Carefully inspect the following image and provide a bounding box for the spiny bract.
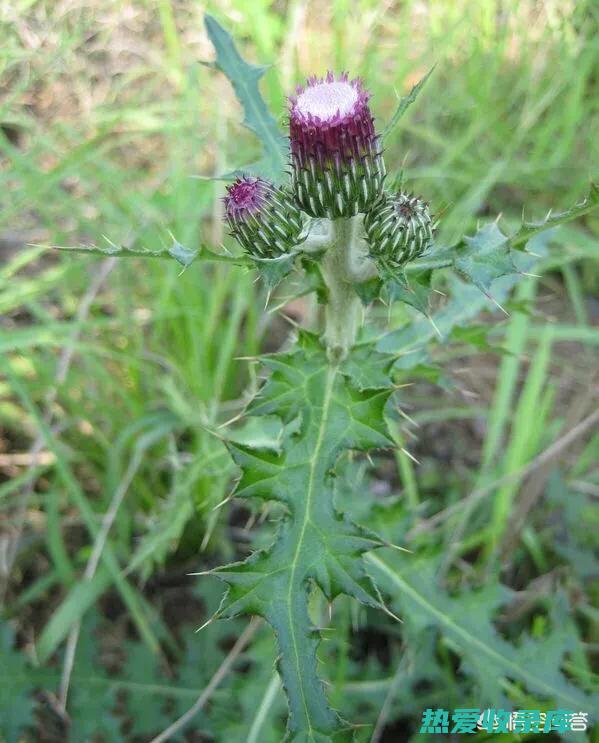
[223,176,305,258]
[364,190,436,271]
[289,72,386,218]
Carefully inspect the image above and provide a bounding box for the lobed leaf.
[204,14,289,182]
[211,331,397,739]
[0,624,37,743]
[49,239,250,269]
[382,66,436,142]
[452,222,518,295]
[509,182,599,250]
[368,554,595,711]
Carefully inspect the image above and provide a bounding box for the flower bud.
[289,72,385,218]
[364,191,435,270]
[224,176,305,258]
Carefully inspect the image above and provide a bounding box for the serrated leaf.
[253,253,296,289]
[509,182,599,250]
[210,331,395,739]
[204,14,289,182]
[383,270,432,317]
[353,276,382,306]
[0,623,37,743]
[453,223,518,295]
[450,324,508,354]
[121,642,169,737]
[368,554,593,711]
[51,240,249,268]
[68,615,121,742]
[383,66,435,141]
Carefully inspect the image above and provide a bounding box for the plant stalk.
[320,217,374,361]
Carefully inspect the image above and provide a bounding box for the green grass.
[1,0,598,740]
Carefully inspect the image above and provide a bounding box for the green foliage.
[3,3,598,742]
[0,624,37,743]
[50,236,249,269]
[452,223,517,295]
[369,555,592,710]
[382,66,436,141]
[204,14,289,182]
[211,331,395,739]
[509,183,599,250]
[68,616,121,743]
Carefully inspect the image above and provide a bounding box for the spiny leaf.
[353,276,382,306]
[253,253,297,289]
[368,554,594,711]
[378,275,495,357]
[383,270,432,318]
[204,14,289,182]
[509,182,599,250]
[121,642,169,737]
[49,239,250,268]
[68,615,121,742]
[0,623,37,743]
[453,223,518,295]
[382,66,435,141]
[211,331,396,739]
[450,324,508,355]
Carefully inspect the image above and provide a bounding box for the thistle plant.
[57,15,599,743]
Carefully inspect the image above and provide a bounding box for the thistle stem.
[320,217,374,361]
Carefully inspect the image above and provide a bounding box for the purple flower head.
[223,176,305,259]
[224,176,273,224]
[288,72,385,218]
[289,72,375,167]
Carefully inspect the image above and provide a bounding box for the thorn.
[381,604,403,624]
[396,407,419,427]
[328,602,333,622]
[520,271,542,279]
[426,314,442,338]
[279,312,300,327]
[264,288,272,311]
[384,541,413,554]
[187,569,213,576]
[233,355,260,361]
[218,410,245,429]
[526,250,543,258]
[494,212,503,224]
[432,288,446,296]
[212,491,235,511]
[195,614,218,633]
[400,447,421,465]
[392,382,414,390]
[484,291,509,316]
[366,452,375,467]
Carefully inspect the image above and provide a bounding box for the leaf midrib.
[208,16,285,174]
[367,554,585,709]
[286,364,337,736]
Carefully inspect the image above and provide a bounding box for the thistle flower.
[364,191,435,271]
[223,176,305,258]
[289,72,385,218]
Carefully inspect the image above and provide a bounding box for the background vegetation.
[1,0,597,740]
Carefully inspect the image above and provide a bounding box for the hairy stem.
[320,218,374,361]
